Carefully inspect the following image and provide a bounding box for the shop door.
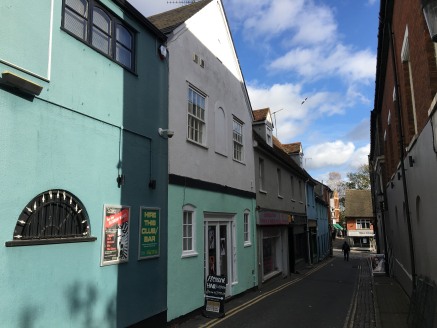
[205,222,231,295]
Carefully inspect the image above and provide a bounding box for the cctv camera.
[166,130,174,138]
[158,128,174,139]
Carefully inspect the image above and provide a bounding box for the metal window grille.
[13,190,90,240]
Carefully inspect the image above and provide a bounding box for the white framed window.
[233,118,244,161]
[243,210,251,246]
[187,87,206,144]
[356,219,371,229]
[277,168,282,197]
[182,204,198,257]
[259,158,265,191]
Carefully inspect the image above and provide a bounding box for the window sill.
[259,189,267,194]
[278,195,283,199]
[181,251,198,258]
[187,138,208,150]
[233,158,246,165]
[244,242,252,247]
[5,236,97,247]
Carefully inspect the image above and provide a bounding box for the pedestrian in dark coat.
[342,241,350,261]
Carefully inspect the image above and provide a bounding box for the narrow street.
[177,239,374,328]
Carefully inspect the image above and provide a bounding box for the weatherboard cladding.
[147,0,213,34]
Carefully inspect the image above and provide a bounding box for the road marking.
[201,258,335,328]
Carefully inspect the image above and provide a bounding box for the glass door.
[205,222,231,295]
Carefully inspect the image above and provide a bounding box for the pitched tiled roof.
[253,108,269,122]
[282,142,301,155]
[148,0,212,34]
[344,189,373,218]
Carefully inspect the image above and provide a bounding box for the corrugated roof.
[344,189,373,218]
[148,0,212,34]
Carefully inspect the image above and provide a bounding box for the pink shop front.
[257,210,290,283]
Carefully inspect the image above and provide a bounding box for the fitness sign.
[203,274,227,318]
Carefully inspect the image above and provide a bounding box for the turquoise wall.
[167,184,257,321]
[0,0,168,326]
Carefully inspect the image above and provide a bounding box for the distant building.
[344,190,374,250]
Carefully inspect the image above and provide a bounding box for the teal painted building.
[0,0,169,326]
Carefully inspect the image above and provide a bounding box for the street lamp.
[422,0,437,42]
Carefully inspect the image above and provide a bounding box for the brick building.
[370,0,437,303]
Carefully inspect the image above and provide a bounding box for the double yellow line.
[201,258,335,327]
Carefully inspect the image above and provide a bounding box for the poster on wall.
[101,205,130,266]
[138,207,160,260]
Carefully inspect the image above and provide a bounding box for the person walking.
[342,240,350,261]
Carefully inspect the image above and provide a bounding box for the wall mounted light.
[1,71,43,96]
[422,0,437,42]
[158,128,174,139]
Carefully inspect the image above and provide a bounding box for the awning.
[333,223,344,230]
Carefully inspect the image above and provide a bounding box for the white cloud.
[304,141,355,169]
[349,144,370,168]
[269,44,376,84]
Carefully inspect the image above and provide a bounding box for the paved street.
[174,240,377,328]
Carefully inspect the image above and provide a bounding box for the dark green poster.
[139,207,160,259]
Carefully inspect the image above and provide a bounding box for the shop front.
[348,230,375,250]
[288,215,307,273]
[257,210,289,283]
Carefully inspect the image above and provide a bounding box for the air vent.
[193,53,199,63]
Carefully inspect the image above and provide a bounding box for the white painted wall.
[166,0,255,193]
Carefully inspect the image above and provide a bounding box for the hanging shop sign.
[202,275,227,318]
[139,207,160,260]
[101,205,130,266]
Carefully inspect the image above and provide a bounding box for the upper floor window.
[290,176,294,200]
[356,219,371,229]
[277,168,282,197]
[299,180,303,201]
[62,0,134,70]
[233,118,244,161]
[6,189,96,246]
[259,158,265,191]
[187,86,206,145]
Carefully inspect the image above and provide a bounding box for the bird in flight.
[301,97,308,105]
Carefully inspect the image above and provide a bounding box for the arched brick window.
[6,190,96,246]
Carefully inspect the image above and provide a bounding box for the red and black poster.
[101,205,130,266]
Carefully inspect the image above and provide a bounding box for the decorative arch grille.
[13,190,91,241]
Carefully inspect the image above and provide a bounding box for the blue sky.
[130,0,380,182]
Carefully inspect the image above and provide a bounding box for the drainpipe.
[388,23,416,290]
[305,179,312,266]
